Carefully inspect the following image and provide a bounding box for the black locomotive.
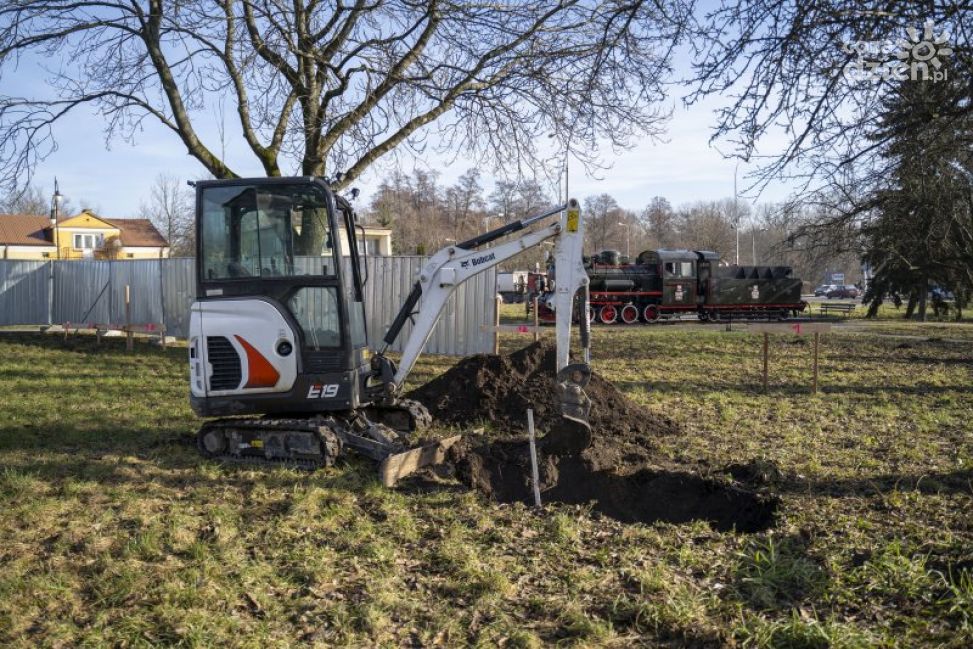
[538,249,806,324]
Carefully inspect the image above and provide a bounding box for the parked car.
[814,284,837,297]
[826,285,860,299]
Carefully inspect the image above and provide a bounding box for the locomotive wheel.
[598,304,618,324]
[643,304,660,322]
[620,304,639,324]
[588,306,596,323]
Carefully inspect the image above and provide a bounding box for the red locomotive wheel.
[642,304,660,322]
[620,304,639,324]
[598,304,618,324]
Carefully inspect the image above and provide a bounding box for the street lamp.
[733,163,740,265]
[616,221,630,258]
[752,227,768,265]
[51,178,64,259]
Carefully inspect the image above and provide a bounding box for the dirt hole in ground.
[409,342,778,533]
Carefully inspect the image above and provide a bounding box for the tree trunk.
[917,276,928,322]
[866,297,881,318]
[904,292,917,319]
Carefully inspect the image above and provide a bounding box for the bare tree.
[688,2,972,192]
[139,173,194,256]
[0,0,689,252]
[584,193,625,252]
[0,183,49,214]
[640,196,675,248]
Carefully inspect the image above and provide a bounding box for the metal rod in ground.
[526,408,542,508]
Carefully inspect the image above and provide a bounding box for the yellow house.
[349,225,393,256]
[0,209,170,260]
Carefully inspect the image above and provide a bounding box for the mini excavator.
[188,177,592,485]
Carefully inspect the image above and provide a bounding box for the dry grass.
[0,324,971,647]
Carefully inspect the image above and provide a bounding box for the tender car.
[826,285,860,299]
[814,284,837,297]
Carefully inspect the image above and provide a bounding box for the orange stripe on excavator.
[234,335,281,389]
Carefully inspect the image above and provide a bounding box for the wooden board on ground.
[379,435,463,488]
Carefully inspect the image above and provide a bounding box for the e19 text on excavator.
[187,177,592,486]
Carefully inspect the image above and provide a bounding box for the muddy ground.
[409,342,778,532]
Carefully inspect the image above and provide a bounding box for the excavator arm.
[370,199,593,453]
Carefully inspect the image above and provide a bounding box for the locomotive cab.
[649,249,699,307]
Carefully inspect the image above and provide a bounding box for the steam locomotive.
[537,249,806,324]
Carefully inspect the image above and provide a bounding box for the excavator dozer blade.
[379,435,463,488]
[546,363,593,455]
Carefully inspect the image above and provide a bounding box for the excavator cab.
[189,177,371,417]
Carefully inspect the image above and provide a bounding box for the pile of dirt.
[410,342,778,532]
[409,341,676,467]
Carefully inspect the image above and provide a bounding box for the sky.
[2,25,801,219]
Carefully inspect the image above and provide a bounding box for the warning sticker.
[566,208,580,232]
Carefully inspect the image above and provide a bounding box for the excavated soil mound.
[409,341,676,464]
[411,342,778,532]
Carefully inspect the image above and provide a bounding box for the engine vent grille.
[207,336,242,391]
[305,350,341,373]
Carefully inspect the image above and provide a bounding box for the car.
[826,285,860,299]
[814,284,837,297]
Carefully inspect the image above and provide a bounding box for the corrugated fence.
[0,257,494,356]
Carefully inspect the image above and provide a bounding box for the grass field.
[1,323,971,647]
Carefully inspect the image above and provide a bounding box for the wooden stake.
[532,297,539,343]
[493,295,501,354]
[125,285,133,352]
[762,332,769,391]
[813,331,819,394]
[527,408,542,508]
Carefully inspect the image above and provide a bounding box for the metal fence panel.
[53,260,111,326]
[0,260,50,325]
[53,259,164,328]
[362,256,494,356]
[0,256,494,356]
[162,258,195,338]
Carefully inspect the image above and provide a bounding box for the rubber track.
[196,417,343,470]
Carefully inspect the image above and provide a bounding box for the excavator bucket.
[378,435,463,487]
[546,364,593,455]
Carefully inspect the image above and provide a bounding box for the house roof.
[107,218,169,247]
[0,214,52,246]
[0,213,169,248]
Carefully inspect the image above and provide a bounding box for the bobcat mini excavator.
[188,176,592,486]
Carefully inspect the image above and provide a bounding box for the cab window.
[664,261,695,277]
[200,183,337,280]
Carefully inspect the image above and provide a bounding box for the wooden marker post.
[125,285,133,352]
[813,332,819,394]
[762,332,769,391]
[526,408,542,508]
[745,322,832,393]
[493,295,502,354]
[532,297,540,343]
